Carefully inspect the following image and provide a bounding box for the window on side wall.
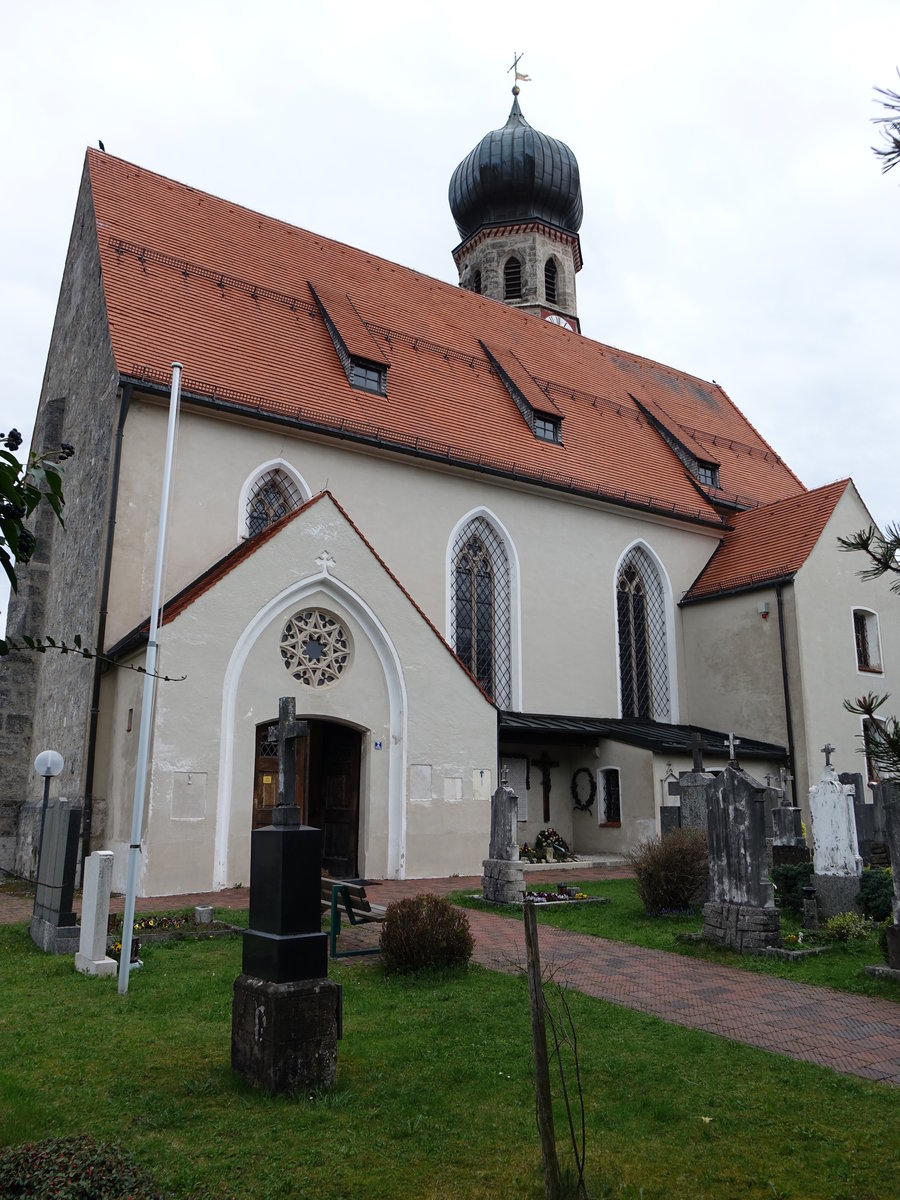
[853,609,882,673]
[598,768,621,825]
[245,468,305,538]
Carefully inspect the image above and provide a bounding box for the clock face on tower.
[544,312,574,331]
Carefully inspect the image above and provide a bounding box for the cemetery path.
[3,866,899,1086]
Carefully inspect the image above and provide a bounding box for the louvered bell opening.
[544,258,558,304]
[504,257,522,300]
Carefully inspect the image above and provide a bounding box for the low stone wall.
[702,901,781,953]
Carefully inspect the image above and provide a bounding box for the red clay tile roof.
[86,149,804,526]
[682,479,851,602]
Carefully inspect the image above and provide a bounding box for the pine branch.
[0,633,186,682]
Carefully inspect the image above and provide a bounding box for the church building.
[2,93,896,896]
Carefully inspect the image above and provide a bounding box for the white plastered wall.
[98,493,496,896]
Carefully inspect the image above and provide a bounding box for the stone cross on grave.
[724,732,741,767]
[691,732,704,772]
[821,743,836,769]
[532,752,559,823]
[275,696,308,826]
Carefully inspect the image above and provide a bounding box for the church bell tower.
[449,86,583,331]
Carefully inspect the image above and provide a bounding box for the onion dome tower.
[449,89,583,330]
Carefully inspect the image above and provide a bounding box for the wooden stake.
[524,902,561,1200]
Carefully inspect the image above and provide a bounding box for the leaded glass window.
[450,516,512,707]
[246,469,305,538]
[616,546,670,721]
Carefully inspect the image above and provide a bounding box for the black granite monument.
[30,798,82,954]
[231,696,342,1094]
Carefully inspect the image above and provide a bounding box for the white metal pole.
[118,362,183,995]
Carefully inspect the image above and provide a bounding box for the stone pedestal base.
[811,873,862,920]
[482,859,524,904]
[886,924,900,971]
[30,915,80,954]
[802,898,819,931]
[75,950,117,977]
[232,974,342,1095]
[702,902,781,953]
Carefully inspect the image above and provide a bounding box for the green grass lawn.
[1,919,897,1199]
[454,880,900,1000]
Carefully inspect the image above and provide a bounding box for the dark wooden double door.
[252,718,361,878]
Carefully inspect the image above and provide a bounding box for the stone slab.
[701,901,781,953]
[811,873,862,920]
[30,914,81,954]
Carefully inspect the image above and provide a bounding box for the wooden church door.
[307,721,361,879]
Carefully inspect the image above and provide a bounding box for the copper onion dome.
[449,96,583,242]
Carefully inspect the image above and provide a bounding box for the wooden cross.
[274,696,308,827]
[691,732,704,772]
[821,742,836,768]
[724,732,741,765]
[532,752,559,823]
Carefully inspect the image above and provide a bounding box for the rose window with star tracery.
[280,609,352,688]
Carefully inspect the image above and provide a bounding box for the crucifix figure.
[724,732,741,767]
[275,696,308,827]
[821,742,836,768]
[532,752,559,823]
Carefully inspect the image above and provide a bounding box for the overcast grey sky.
[2,0,899,629]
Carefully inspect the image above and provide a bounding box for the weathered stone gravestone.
[840,771,875,864]
[674,734,714,833]
[482,773,524,904]
[659,804,682,837]
[809,745,862,918]
[232,697,342,1095]
[881,786,900,970]
[30,798,82,954]
[702,765,781,952]
[868,780,892,867]
[75,850,117,977]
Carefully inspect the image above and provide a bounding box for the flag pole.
[118,362,183,995]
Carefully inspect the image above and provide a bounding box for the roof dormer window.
[696,462,720,488]
[533,414,561,443]
[349,359,387,394]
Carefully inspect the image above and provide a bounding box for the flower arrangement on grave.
[534,827,576,862]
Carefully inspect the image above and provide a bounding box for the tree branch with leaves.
[873,71,900,175]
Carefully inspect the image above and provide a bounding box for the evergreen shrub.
[856,867,894,923]
[770,861,814,915]
[379,893,474,974]
[821,911,873,943]
[626,828,708,915]
[0,1134,162,1199]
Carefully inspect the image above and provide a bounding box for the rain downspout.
[775,581,797,806]
[80,381,131,882]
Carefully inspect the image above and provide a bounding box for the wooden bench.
[321,878,388,959]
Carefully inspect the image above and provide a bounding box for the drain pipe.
[80,382,132,882]
[775,582,798,807]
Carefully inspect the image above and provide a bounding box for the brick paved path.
[3,867,899,1086]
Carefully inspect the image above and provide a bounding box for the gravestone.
[882,787,900,969]
[659,805,682,837]
[841,771,874,864]
[702,766,781,952]
[809,746,862,918]
[232,697,342,1094]
[30,799,82,954]
[75,851,117,977]
[868,781,892,867]
[482,774,524,904]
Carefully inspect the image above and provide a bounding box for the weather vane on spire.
[508,51,531,96]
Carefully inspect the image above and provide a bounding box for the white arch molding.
[236,459,312,541]
[212,568,408,888]
[445,506,523,711]
[612,539,679,724]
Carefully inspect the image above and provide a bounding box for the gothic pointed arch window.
[504,256,523,300]
[450,516,512,706]
[616,545,671,721]
[245,467,306,538]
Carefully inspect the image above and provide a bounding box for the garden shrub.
[770,861,814,916]
[822,910,873,943]
[856,867,894,923]
[379,893,474,974]
[626,828,708,915]
[0,1134,162,1199]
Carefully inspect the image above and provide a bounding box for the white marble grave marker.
[75,851,117,977]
